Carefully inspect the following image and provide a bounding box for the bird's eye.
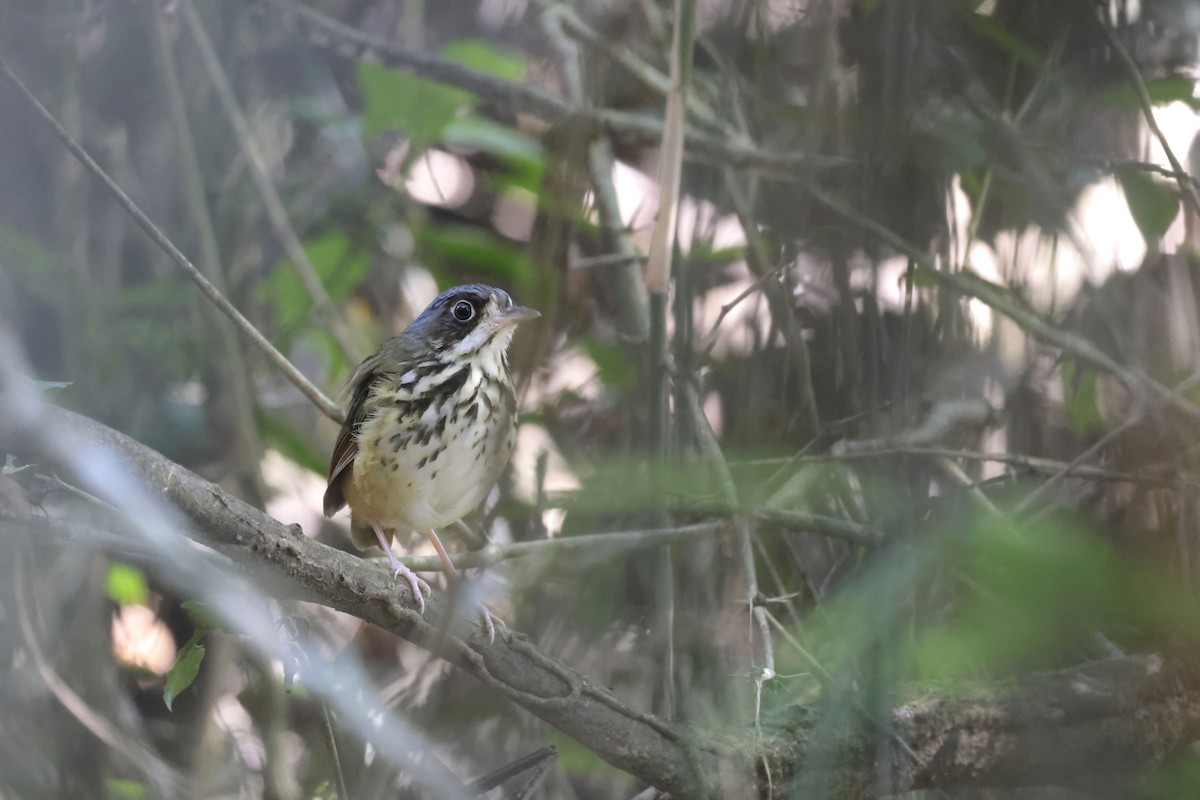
[451,300,475,322]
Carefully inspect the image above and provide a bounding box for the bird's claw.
[394,566,432,615]
[383,551,431,614]
[480,605,507,645]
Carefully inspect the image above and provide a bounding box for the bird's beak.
[499,305,541,325]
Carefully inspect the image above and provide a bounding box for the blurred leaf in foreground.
[1117,166,1180,247]
[164,603,215,711]
[106,562,149,607]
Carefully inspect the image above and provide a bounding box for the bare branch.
[0,405,713,797]
[832,400,996,456]
[643,0,692,295]
[586,140,651,341]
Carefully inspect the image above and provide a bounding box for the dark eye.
[451,300,475,322]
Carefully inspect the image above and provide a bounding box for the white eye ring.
[452,300,475,322]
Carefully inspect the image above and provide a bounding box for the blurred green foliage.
[1061,360,1105,435]
[358,63,473,144]
[105,562,149,607]
[1117,166,1180,248]
[105,779,147,800]
[163,602,216,711]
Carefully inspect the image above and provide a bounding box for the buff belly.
[343,383,514,547]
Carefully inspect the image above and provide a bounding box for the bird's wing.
[323,348,389,517]
[323,335,422,517]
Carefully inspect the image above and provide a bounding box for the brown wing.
[323,353,385,517]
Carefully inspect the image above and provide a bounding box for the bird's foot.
[479,605,507,645]
[384,549,432,614]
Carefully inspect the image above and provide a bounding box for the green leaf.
[34,380,71,393]
[163,638,206,711]
[909,265,938,289]
[106,779,147,800]
[301,231,371,301]
[442,39,526,81]
[581,338,637,388]
[1061,360,1105,435]
[261,231,370,335]
[419,224,532,280]
[1092,75,1200,111]
[1117,167,1180,247]
[180,600,219,632]
[106,563,149,606]
[357,62,473,142]
[443,117,544,188]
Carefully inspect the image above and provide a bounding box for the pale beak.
[499,305,541,325]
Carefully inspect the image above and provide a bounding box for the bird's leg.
[425,529,504,644]
[373,522,430,614]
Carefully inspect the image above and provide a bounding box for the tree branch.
[5,408,1200,797]
[0,405,713,797]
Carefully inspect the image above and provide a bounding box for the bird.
[323,284,539,640]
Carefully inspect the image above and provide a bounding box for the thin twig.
[832,399,995,456]
[586,139,651,340]
[1012,408,1144,520]
[387,522,728,572]
[644,0,692,295]
[537,3,584,107]
[679,379,776,712]
[534,0,721,127]
[568,251,647,271]
[0,56,345,423]
[1099,21,1200,220]
[727,176,821,440]
[743,447,1192,491]
[320,702,349,800]
[700,260,791,358]
[181,1,358,365]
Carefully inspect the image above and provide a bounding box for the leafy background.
[4,0,1200,797]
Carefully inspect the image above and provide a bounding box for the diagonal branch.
[181,1,359,364]
[0,56,345,423]
[0,405,714,797]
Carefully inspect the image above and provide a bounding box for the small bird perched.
[323,284,539,638]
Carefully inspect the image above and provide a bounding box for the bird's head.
[409,284,539,364]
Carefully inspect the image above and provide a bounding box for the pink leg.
[425,530,504,644]
[374,523,430,614]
